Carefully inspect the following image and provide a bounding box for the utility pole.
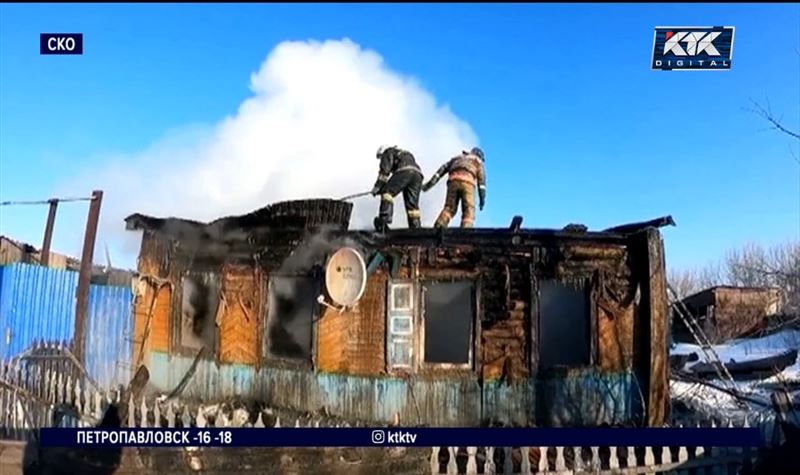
[40,200,58,266]
[73,190,103,365]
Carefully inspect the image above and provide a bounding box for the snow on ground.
[670,329,800,423]
[672,330,800,368]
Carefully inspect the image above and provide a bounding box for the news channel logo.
[40,33,83,55]
[651,26,734,71]
[371,430,385,444]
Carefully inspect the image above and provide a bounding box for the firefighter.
[371,145,424,231]
[422,147,486,228]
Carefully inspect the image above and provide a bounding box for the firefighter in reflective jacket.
[371,145,424,231]
[422,147,486,228]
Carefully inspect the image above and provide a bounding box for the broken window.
[180,273,220,351]
[422,281,474,366]
[386,282,414,369]
[538,279,591,367]
[265,276,318,361]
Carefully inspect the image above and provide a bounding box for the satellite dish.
[325,247,367,307]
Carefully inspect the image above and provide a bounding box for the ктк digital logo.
[651,27,734,71]
[40,33,83,55]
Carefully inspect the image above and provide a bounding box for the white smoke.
[67,38,478,268]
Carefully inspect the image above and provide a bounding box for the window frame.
[261,274,320,369]
[172,270,221,358]
[418,279,478,371]
[533,275,597,372]
[386,280,415,372]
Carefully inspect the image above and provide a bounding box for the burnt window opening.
[180,274,220,351]
[387,281,414,369]
[422,281,474,366]
[265,276,318,362]
[538,279,591,368]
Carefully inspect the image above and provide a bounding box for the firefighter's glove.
[422,175,438,192]
[479,189,486,211]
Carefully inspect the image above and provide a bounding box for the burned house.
[673,286,783,344]
[125,200,671,428]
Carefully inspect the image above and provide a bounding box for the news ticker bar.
[40,427,762,448]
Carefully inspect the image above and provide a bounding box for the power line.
[0,197,95,207]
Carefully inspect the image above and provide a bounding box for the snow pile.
[670,329,800,422]
[672,329,800,374]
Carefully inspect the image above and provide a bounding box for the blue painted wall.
[147,350,638,427]
[0,263,133,389]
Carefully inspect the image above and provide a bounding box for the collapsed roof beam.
[603,215,676,234]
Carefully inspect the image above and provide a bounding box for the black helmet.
[376,145,394,158]
[470,147,485,161]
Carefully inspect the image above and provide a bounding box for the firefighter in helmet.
[371,145,424,231]
[422,147,486,228]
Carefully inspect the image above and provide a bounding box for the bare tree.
[745,96,800,240]
[746,98,800,142]
[668,268,701,299]
[670,241,800,314]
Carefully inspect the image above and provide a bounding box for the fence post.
[466,447,478,474]
[430,447,440,474]
[555,446,566,472]
[139,397,148,428]
[503,447,513,474]
[520,447,531,474]
[444,446,456,474]
[181,406,192,428]
[538,447,549,472]
[485,447,496,475]
[644,447,656,475]
[166,402,175,428]
[154,400,162,428]
[609,446,620,469]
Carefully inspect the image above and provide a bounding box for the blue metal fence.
[0,263,133,389]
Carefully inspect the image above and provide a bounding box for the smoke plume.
[66,38,478,268]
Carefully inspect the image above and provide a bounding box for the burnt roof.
[126,199,352,233]
[125,199,674,253]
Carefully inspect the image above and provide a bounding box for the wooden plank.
[629,228,669,427]
[218,265,260,365]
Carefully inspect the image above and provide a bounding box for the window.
[387,282,414,369]
[265,276,318,361]
[422,281,474,366]
[180,274,220,350]
[538,279,591,367]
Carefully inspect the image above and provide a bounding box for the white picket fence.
[0,354,766,474]
[429,436,755,474]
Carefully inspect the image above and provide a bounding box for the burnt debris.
[603,215,675,234]
[180,274,220,349]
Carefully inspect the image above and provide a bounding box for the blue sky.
[1,3,799,271]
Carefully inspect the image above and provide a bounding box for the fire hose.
[339,191,374,201]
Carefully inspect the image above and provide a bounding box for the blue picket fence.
[0,263,134,389]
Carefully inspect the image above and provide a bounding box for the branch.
[746,98,800,140]
[728,260,800,281]
[789,144,800,165]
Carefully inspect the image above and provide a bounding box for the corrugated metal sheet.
[0,263,78,356]
[85,284,133,389]
[0,263,134,389]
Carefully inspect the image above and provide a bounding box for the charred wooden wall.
[131,226,668,428]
